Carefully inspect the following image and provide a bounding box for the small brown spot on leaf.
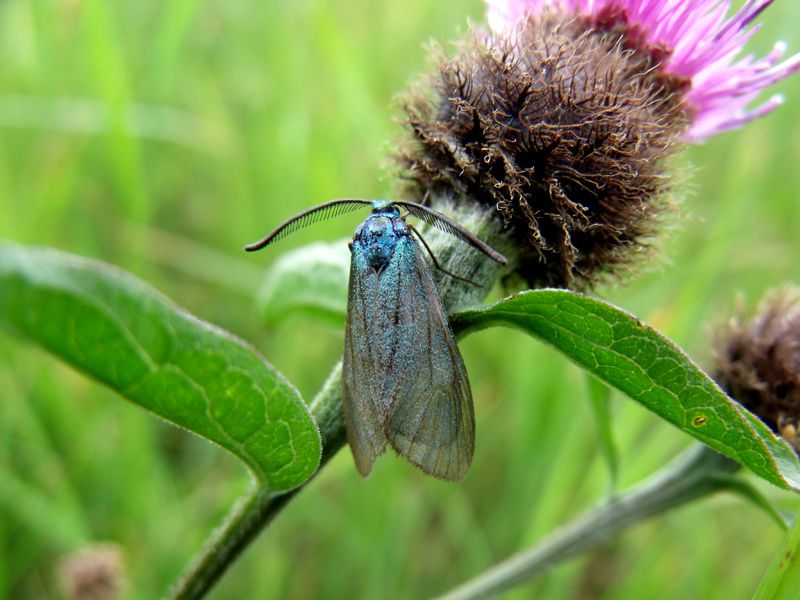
[780,549,793,569]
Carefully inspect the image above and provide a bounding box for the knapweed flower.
[488,0,800,141]
[396,0,800,288]
[714,288,800,454]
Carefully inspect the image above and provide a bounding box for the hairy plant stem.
[169,366,347,599]
[168,194,509,599]
[435,444,742,600]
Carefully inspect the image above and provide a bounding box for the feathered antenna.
[396,201,508,265]
[245,199,373,251]
[247,198,508,267]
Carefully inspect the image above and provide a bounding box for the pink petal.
[484,0,800,141]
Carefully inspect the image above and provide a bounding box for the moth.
[246,199,506,480]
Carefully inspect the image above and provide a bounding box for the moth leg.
[408,224,480,287]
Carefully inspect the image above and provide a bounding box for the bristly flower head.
[714,289,800,454]
[489,0,800,141]
[396,0,800,288]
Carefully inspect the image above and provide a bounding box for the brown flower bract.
[396,13,687,288]
[715,290,800,453]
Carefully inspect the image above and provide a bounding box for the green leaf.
[257,240,350,326]
[754,512,800,600]
[0,243,321,491]
[585,375,619,491]
[453,290,800,492]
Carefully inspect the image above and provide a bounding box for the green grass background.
[2,0,800,598]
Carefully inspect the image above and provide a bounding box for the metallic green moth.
[246,199,506,480]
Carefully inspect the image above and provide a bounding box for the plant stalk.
[435,444,741,600]
[169,365,347,599]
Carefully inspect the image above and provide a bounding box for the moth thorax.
[356,215,409,271]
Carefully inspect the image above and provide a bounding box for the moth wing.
[383,238,475,481]
[342,246,388,476]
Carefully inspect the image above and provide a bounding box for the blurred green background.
[2,0,800,598]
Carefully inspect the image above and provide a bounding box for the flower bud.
[714,289,800,453]
[58,543,125,600]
